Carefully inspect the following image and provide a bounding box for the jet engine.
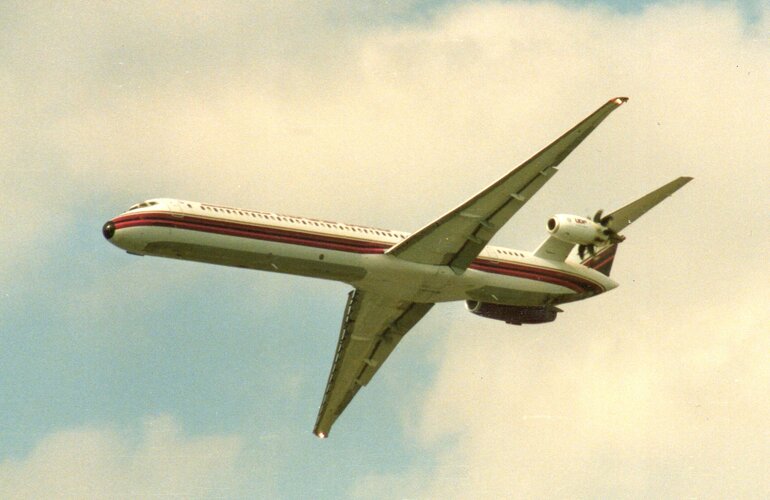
[547,210,624,259]
[547,214,607,245]
[466,301,562,325]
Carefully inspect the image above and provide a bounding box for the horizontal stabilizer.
[607,176,693,233]
[577,176,693,273]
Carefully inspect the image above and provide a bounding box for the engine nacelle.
[466,301,562,325]
[546,214,608,246]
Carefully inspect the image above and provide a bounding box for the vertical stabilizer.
[581,243,619,276]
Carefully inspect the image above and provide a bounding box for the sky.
[1,0,768,498]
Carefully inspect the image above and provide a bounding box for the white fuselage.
[104,198,617,307]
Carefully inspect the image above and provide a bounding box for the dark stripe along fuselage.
[112,211,605,295]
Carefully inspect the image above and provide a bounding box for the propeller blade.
[600,214,613,226]
[578,245,586,260]
[593,209,604,223]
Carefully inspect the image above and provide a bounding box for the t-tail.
[581,176,693,276]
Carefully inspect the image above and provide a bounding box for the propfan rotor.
[577,209,623,260]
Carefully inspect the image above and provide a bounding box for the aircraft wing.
[313,289,433,437]
[387,97,629,273]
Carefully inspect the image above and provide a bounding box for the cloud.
[0,415,242,499]
[401,295,770,497]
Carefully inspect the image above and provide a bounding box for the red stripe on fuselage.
[113,212,603,293]
[114,212,389,254]
[469,261,600,294]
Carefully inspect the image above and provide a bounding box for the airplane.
[102,97,692,438]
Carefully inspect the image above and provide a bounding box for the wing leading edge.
[387,97,629,273]
[314,290,433,437]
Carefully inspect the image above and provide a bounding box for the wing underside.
[313,290,433,437]
[387,97,629,273]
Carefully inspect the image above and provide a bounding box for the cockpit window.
[127,201,158,211]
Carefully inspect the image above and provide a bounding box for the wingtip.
[611,96,630,105]
[314,427,328,439]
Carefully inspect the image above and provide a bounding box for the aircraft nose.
[102,221,116,240]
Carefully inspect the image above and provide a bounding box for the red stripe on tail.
[582,244,618,277]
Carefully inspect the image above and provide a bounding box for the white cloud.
[0,415,242,499]
[401,294,769,497]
